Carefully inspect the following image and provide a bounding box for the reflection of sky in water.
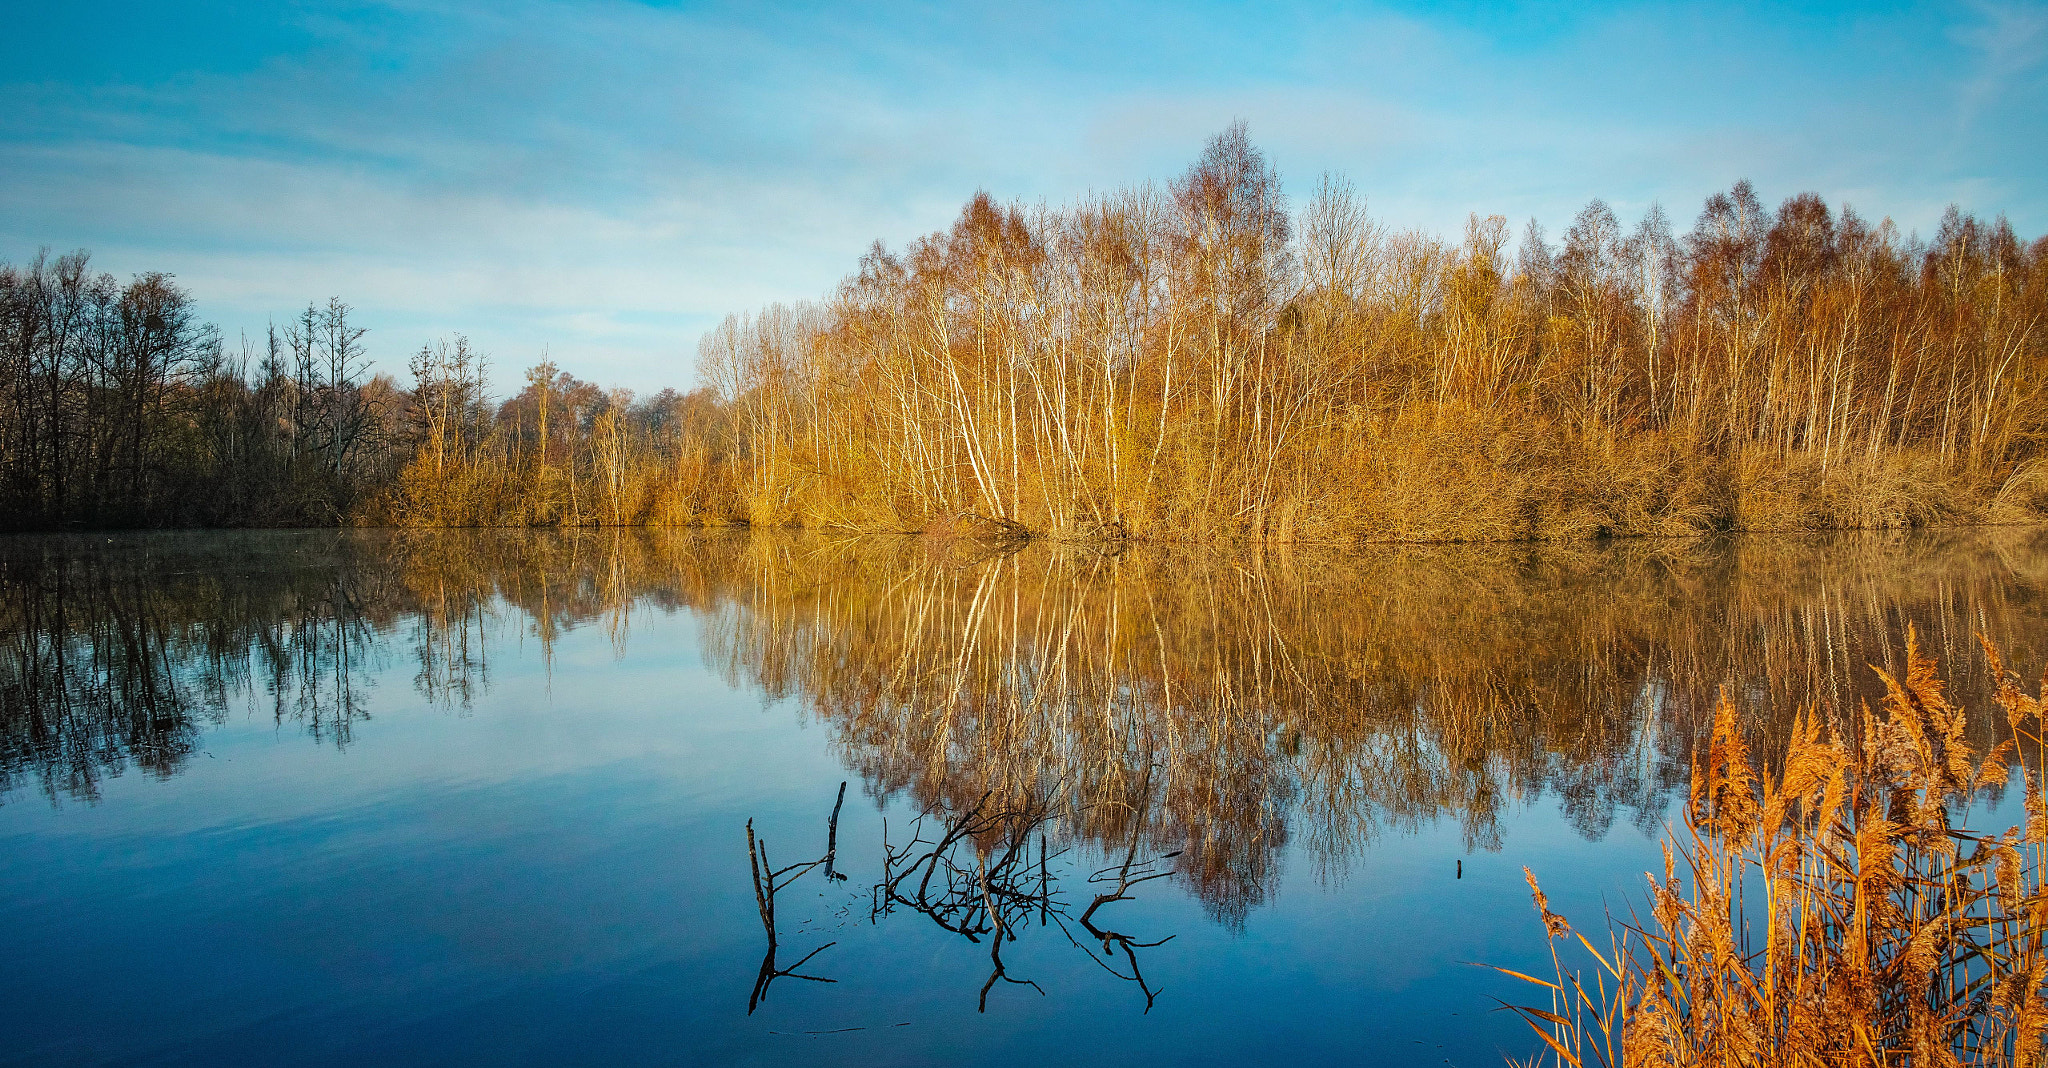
[1,530,2043,1066]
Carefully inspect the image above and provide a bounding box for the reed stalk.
[1508,629,2048,1066]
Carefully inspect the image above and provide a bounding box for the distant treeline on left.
[0,249,737,531]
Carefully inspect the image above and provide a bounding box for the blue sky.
[3,0,2044,392]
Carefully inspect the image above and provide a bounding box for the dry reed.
[1507,628,2048,1066]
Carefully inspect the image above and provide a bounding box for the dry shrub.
[389,452,512,527]
[1343,402,1542,542]
[1508,628,2048,1067]
[1993,462,2048,527]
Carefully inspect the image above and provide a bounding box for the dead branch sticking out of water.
[868,773,1180,1012]
[744,781,848,1014]
[1072,781,1181,1012]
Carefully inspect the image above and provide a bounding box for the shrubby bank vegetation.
[5,126,2045,539]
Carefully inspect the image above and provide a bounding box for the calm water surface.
[3,530,2045,1066]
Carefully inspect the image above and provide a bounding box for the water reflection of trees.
[694,531,2048,923]
[1,532,511,802]
[1,534,399,802]
[4,529,2045,925]
[0,529,690,803]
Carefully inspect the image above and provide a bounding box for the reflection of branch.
[744,783,848,1014]
[745,777,1179,1017]
[1069,785,1179,1012]
[872,777,1178,1012]
[976,852,1044,1011]
[872,791,1058,1010]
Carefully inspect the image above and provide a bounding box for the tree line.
[0,250,400,527]
[0,251,727,531]
[698,123,2048,540]
[5,124,2044,538]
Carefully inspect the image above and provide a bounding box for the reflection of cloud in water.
[4,528,2046,925]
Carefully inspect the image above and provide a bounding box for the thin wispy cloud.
[1953,0,2048,134]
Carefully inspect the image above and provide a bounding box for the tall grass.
[1508,629,2048,1066]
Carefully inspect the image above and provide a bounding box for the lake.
[3,529,2045,1066]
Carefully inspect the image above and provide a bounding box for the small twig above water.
[745,782,849,1014]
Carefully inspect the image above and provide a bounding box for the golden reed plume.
[1508,629,2048,1066]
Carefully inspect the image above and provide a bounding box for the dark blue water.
[2,529,2043,1066]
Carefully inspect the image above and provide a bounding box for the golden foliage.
[677,135,2048,543]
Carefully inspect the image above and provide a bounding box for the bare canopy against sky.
[3,0,2043,393]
